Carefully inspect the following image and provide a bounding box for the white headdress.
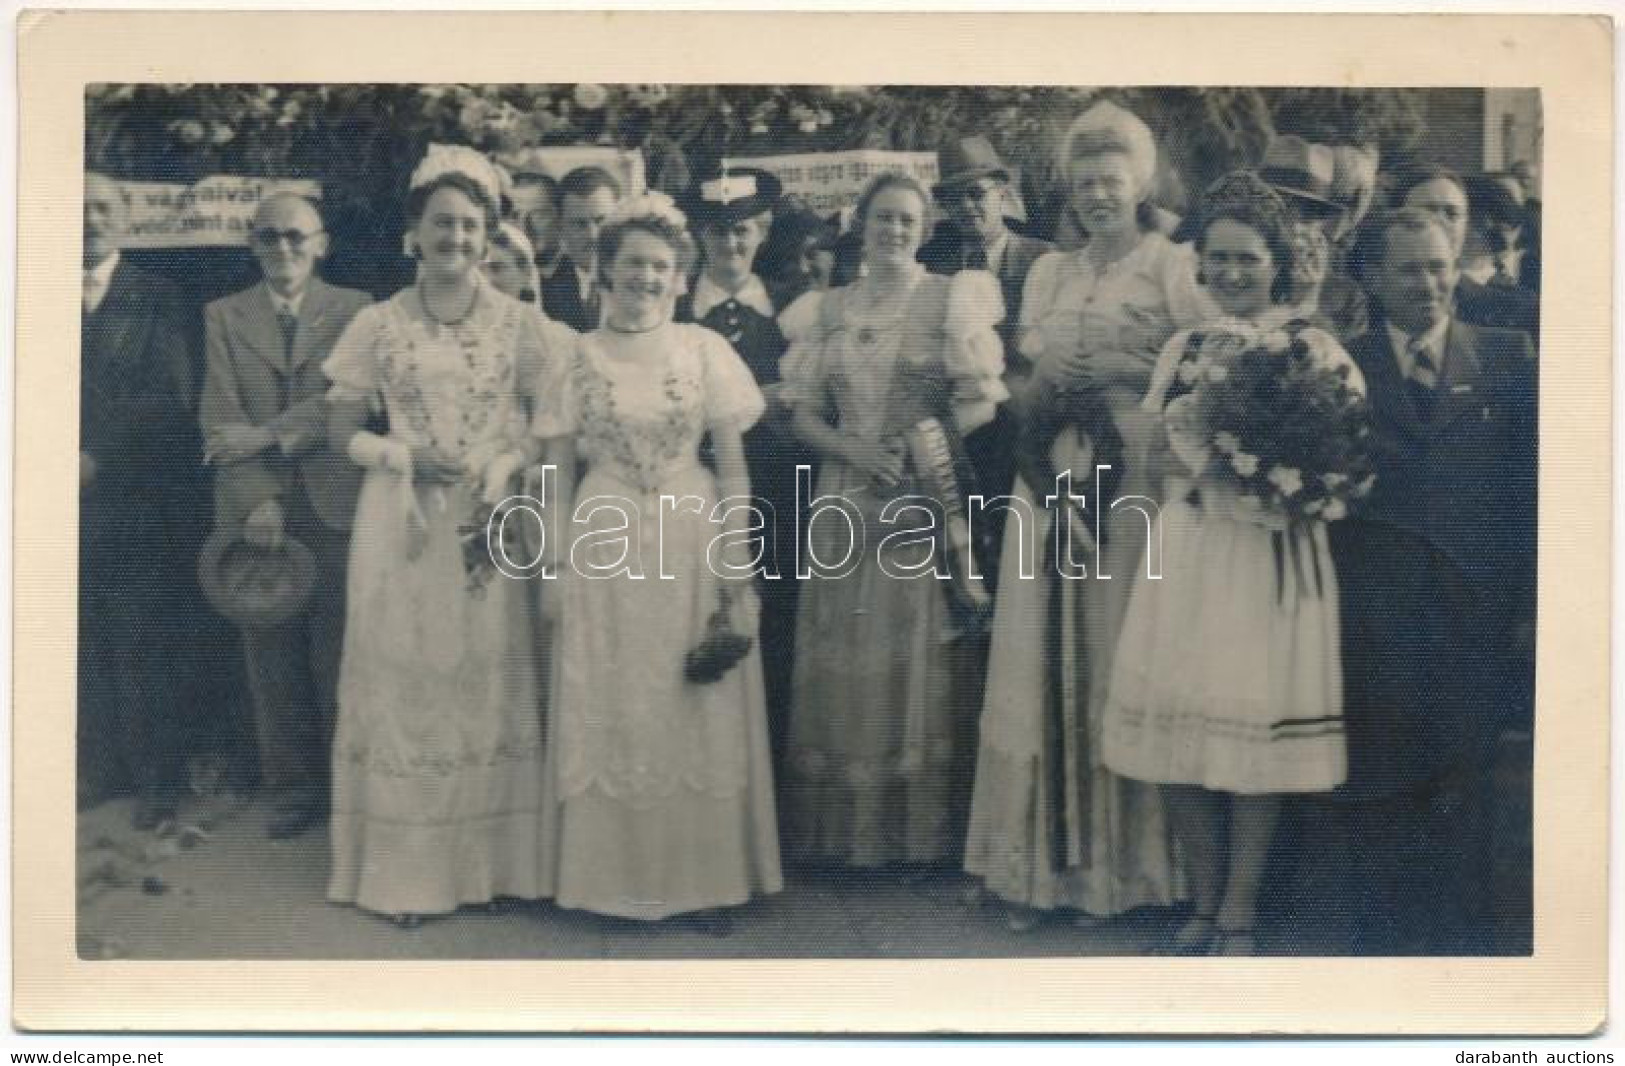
[1057,99,1158,200]
[606,188,688,233]
[410,143,504,208]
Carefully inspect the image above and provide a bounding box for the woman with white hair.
[963,99,1213,933]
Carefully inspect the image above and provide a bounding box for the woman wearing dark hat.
[1462,172,1538,293]
[1386,162,1538,338]
[758,202,840,305]
[676,166,807,775]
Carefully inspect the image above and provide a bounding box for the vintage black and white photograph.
[67,74,1545,966]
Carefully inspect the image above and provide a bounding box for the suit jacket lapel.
[1429,318,1485,433]
[89,259,147,323]
[84,261,145,368]
[237,283,289,375]
[291,278,333,371]
[1359,324,1426,444]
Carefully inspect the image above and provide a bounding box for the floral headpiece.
[606,189,688,233]
[410,143,503,208]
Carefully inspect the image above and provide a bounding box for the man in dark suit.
[539,166,622,332]
[1326,207,1536,955]
[918,135,1052,576]
[1390,163,1538,342]
[200,193,372,838]
[80,173,200,829]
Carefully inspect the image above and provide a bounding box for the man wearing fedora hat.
[676,166,806,773]
[919,135,1053,577]
[1257,133,1370,343]
[921,136,1052,336]
[200,192,372,838]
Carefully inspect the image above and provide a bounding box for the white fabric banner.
[724,149,940,223]
[118,176,324,249]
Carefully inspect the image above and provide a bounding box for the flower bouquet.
[457,498,530,599]
[684,584,754,685]
[1172,327,1375,524]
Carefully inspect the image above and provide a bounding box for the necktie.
[83,269,105,316]
[583,278,601,329]
[277,309,298,362]
[963,239,988,271]
[1492,252,1518,287]
[1408,338,1438,418]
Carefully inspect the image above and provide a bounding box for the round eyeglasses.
[250,228,324,250]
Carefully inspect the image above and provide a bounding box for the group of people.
[79,95,1536,955]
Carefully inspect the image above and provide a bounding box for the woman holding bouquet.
[963,99,1209,931]
[780,172,1007,872]
[533,193,782,934]
[1102,172,1368,956]
[323,147,568,925]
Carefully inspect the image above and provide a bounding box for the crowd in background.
[78,92,1537,954]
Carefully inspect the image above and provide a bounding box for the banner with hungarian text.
[117,176,324,249]
[724,149,940,223]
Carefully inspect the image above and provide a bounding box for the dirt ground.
[76,736,1529,961]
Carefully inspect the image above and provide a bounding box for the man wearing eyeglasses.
[919,136,1053,581]
[200,192,372,838]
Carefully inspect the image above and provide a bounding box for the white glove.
[480,450,525,505]
[347,432,411,476]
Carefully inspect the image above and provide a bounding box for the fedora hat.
[197,528,318,630]
[681,167,783,229]
[1258,135,1344,220]
[933,135,1012,197]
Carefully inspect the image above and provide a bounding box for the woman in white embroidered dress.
[963,100,1213,932]
[534,196,781,935]
[1103,173,1357,956]
[323,148,571,926]
[779,172,1006,872]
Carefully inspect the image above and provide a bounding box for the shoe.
[1068,909,1109,931]
[1209,924,1256,957]
[680,910,735,938]
[267,801,325,840]
[131,792,178,832]
[1002,904,1044,934]
[1153,913,1216,956]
